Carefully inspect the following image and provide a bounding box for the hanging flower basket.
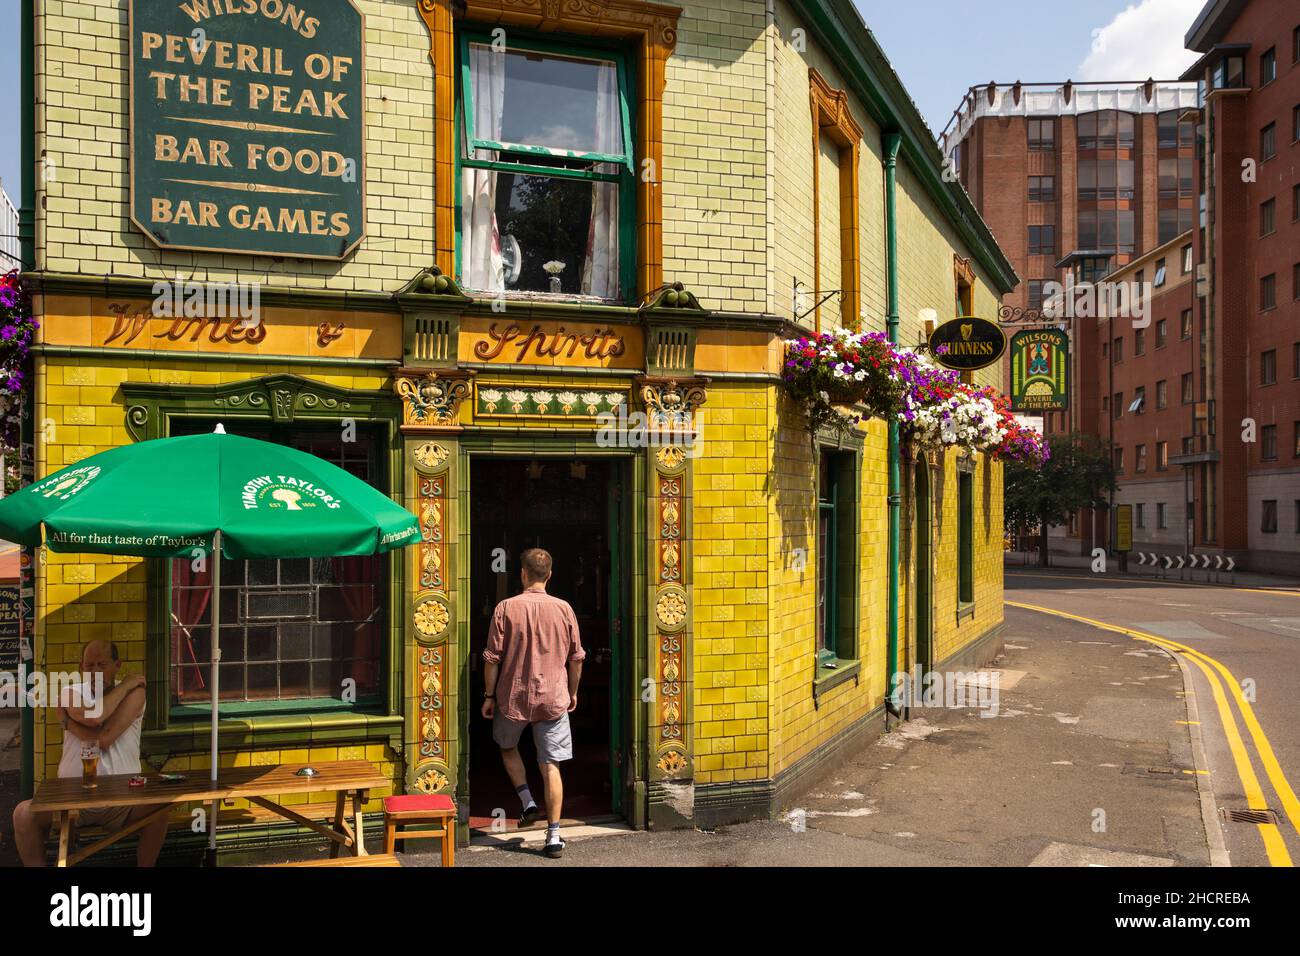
[782,328,905,433]
[0,271,37,471]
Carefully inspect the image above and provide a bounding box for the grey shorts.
[493,710,573,764]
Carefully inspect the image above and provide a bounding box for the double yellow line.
[1008,601,1300,867]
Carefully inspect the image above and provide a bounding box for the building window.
[1262,424,1278,461]
[1262,47,1277,85]
[170,422,387,709]
[1135,503,1146,528]
[1156,319,1168,348]
[1028,175,1055,202]
[1262,349,1278,385]
[809,70,865,329]
[1136,444,1147,472]
[1294,261,1300,299]
[1028,279,1049,311]
[1295,501,1300,534]
[1114,446,1125,473]
[1182,244,1193,274]
[958,470,974,606]
[1182,436,1195,455]
[1295,25,1300,63]
[1294,341,1300,378]
[1181,308,1193,340]
[1135,328,1146,355]
[1295,421,1300,457]
[1131,385,1146,414]
[1213,55,1246,89]
[1113,337,1123,363]
[1157,157,1193,199]
[1262,198,1276,236]
[817,449,857,662]
[1080,158,1136,201]
[1294,183,1300,221]
[1028,118,1055,151]
[1156,379,1168,409]
[1151,262,1165,289]
[1261,122,1276,161]
[1158,207,1194,246]
[457,36,635,299]
[1182,372,1194,403]
[1028,224,1055,256]
[1262,273,1277,311]
[1262,499,1278,533]
[1294,104,1300,143]
[1158,503,1168,529]
[1078,110,1135,150]
[1157,441,1169,470]
[1114,391,1124,419]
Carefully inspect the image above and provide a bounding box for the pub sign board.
[129,0,366,259]
[1009,328,1069,412]
[928,317,1005,372]
[0,585,19,672]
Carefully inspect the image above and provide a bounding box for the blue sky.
[0,0,1203,203]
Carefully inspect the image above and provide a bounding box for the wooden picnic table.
[29,760,390,867]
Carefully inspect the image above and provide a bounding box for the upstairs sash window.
[458,36,634,300]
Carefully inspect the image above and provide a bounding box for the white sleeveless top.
[57,681,144,779]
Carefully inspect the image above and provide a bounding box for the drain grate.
[1221,808,1279,825]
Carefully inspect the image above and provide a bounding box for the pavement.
[409,603,1212,867]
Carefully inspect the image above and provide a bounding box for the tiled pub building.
[19,0,1015,846]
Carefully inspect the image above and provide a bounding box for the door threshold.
[468,814,631,849]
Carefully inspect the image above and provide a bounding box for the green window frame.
[816,449,859,667]
[957,469,974,607]
[454,29,638,301]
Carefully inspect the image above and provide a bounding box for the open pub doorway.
[466,457,628,830]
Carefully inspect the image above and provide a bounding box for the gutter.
[884,132,903,721]
[18,0,35,802]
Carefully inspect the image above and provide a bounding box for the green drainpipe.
[883,132,902,719]
[18,0,35,801]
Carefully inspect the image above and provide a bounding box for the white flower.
[543,260,567,275]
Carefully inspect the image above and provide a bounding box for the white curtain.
[581,61,620,299]
[462,44,505,292]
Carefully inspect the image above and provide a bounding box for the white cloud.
[1077,0,1202,81]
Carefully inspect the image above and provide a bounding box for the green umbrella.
[0,425,421,857]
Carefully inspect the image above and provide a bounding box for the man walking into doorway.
[481,548,585,858]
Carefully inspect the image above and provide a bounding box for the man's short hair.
[521,548,553,582]
[83,640,120,663]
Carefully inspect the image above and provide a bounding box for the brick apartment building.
[942,78,1199,452]
[942,0,1300,574]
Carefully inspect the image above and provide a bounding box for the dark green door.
[915,463,933,672]
[607,466,624,813]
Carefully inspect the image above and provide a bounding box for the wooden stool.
[382,794,457,867]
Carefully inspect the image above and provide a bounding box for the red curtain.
[329,555,379,693]
[170,559,212,702]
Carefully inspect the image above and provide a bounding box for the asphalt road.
[1007,567,1300,868]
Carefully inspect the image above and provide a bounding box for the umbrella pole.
[207,530,222,862]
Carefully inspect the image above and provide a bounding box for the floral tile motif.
[476,384,627,418]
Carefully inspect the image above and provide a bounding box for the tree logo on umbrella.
[240,474,343,511]
[35,466,101,501]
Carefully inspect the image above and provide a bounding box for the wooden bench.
[270,852,401,867]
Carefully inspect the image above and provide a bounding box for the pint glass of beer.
[80,741,100,789]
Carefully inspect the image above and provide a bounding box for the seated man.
[11,639,170,866]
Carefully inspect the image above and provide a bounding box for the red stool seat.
[384,794,455,814]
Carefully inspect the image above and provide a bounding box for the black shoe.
[518,804,541,828]
[543,834,566,858]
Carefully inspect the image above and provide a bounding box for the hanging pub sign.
[1008,328,1069,412]
[928,316,1005,372]
[129,0,366,259]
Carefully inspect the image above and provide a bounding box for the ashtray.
[295,766,319,777]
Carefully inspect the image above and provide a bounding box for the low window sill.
[813,657,860,704]
[956,601,976,624]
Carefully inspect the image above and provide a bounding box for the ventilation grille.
[411,315,452,364]
[653,328,692,374]
[1221,808,1278,825]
